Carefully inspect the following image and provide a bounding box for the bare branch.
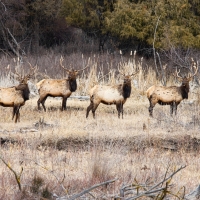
[188,58,198,78]
[153,15,161,76]
[57,178,118,200]
[0,156,23,191]
[0,1,7,11]
[123,165,186,200]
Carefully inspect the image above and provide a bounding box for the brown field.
[0,54,200,199]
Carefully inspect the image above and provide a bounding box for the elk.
[37,57,88,111]
[0,66,36,123]
[146,59,198,117]
[86,71,138,119]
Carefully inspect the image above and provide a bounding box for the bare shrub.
[90,150,114,184]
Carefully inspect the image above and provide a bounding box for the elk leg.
[37,98,41,110]
[38,95,47,111]
[170,102,177,115]
[170,104,174,115]
[116,104,120,118]
[116,103,123,119]
[148,96,156,117]
[61,97,68,111]
[121,104,124,119]
[92,103,99,119]
[15,107,20,123]
[149,103,155,117]
[39,96,48,112]
[149,102,155,117]
[86,102,93,118]
[174,103,179,115]
[12,106,17,120]
[37,98,42,110]
[18,112,20,122]
[13,106,20,123]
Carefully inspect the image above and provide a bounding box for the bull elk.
[86,71,138,119]
[36,56,88,111]
[0,66,37,123]
[146,59,198,117]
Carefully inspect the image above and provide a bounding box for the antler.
[60,56,70,72]
[14,67,23,81]
[188,58,198,78]
[60,56,89,72]
[130,70,139,76]
[28,62,38,76]
[119,70,125,76]
[76,65,90,72]
[22,62,38,82]
[174,68,182,79]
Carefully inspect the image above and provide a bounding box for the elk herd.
[0,57,198,123]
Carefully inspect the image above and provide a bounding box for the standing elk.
[86,71,138,119]
[36,57,88,111]
[146,59,198,117]
[0,66,37,123]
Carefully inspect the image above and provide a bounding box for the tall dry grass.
[0,51,199,199]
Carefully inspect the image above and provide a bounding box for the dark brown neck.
[180,83,189,99]
[15,84,30,101]
[122,82,131,99]
[69,79,77,92]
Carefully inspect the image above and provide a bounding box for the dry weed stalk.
[0,156,23,191]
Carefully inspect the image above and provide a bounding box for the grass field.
[0,93,200,199]
[0,53,200,199]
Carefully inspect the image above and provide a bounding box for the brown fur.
[37,70,79,111]
[86,74,134,119]
[37,56,89,111]
[147,58,198,117]
[146,76,192,117]
[0,77,31,123]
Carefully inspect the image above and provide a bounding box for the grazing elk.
[0,66,37,123]
[146,59,198,117]
[37,57,88,111]
[86,71,138,119]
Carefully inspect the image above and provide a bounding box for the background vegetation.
[1,0,200,57]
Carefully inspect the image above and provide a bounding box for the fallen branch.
[185,185,200,200]
[117,165,186,200]
[57,178,118,200]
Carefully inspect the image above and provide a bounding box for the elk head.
[60,56,89,80]
[60,56,89,92]
[118,70,138,98]
[14,63,37,85]
[119,70,138,84]
[174,58,198,87]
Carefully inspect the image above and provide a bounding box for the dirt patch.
[30,134,200,152]
[1,134,200,153]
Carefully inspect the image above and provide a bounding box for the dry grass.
[0,53,200,199]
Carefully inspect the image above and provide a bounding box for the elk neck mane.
[15,84,30,101]
[180,83,190,99]
[118,82,131,99]
[68,78,77,92]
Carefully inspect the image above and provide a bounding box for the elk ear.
[187,76,193,82]
[74,70,79,76]
[65,69,70,74]
[15,76,22,82]
[177,77,183,82]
